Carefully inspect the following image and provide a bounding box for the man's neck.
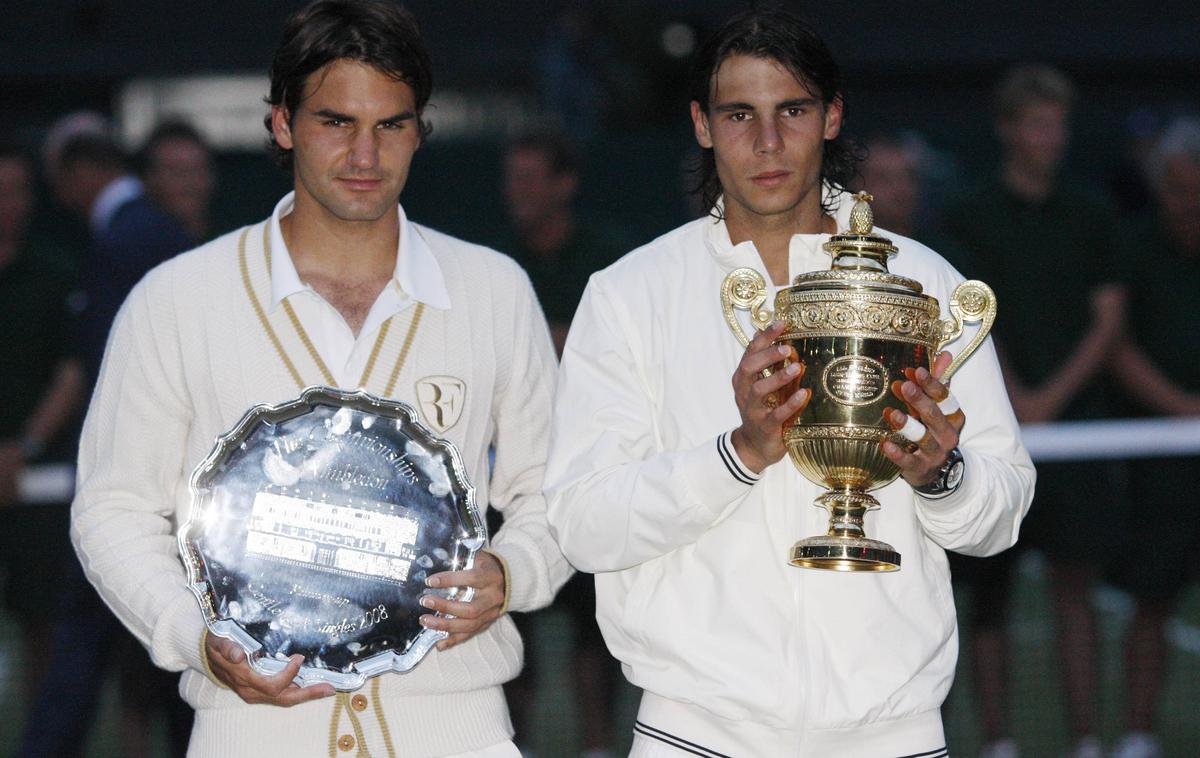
[1002,160,1056,204]
[282,196,398,280]
[724,198,833,286]
[518,211,574,258]
[280,196,399,336]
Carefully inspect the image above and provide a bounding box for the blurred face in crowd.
[691,54,842,226]
[0,157,34,242]
[272,59,421,226]
[1157,154,1200,254]
[504,147,577,229]
[143,136,214,234]
[54,159,110,218]
[861,142,920,234]
[999,100,1070,177]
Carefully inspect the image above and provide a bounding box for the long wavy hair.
[688,7,862,217]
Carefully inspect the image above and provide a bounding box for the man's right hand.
[730,320,811,474]
[205,632,335,706]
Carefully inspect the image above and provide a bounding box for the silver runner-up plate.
[178,387,485,691]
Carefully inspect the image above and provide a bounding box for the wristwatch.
[914,447,964,499]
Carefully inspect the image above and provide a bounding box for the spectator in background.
[56,132,196,385]
[18,129,197,758]
[1109,117,1200,758]
[944,64,1126,758]
[0,143,84,708]
[136,120,216,242]
[858,132,973,274]
[496,129,630,758]
[500,130,628,355]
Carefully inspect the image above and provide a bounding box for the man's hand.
[420,550,507,651]
[0,442,24,508]
[730,321,811,474]
[204,633,335,705]
[881,352,966,488]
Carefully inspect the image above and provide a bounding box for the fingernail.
[915,368,930,381]
[290,654,304,665]
[772,319,786,330]
[902,382,919,398]
[426,576,441,588]
[419,596,434,609]
[777,345,789,356]
[785,362,800,375]
[419,615,434,628]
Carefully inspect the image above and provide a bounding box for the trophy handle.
[935,280,997,383]
[720,268,773,347]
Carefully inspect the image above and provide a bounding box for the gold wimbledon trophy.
[720,193,996,572]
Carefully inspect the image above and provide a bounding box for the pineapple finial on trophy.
[849,191,875,234]
[823,191,897,272]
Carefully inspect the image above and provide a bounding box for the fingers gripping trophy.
[720,192,996,571]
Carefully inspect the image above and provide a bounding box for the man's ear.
[823,95,844,141]
[271,105,294,151]
[690,101,713,149]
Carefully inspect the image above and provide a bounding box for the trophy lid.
[789,192,923,294]
[822,192,899,272]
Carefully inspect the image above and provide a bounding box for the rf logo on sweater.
[416,376,466,432]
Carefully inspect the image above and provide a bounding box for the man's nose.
[755,118,783,155]
[349,128,380,169]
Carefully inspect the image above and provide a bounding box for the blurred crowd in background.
[1,2,1198,757]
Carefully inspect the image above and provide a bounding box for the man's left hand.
[420,550,507,651]
[881,351,966,488]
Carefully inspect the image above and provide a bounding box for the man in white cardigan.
[70,1,569,756]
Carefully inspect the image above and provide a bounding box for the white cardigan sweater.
[545,194,1035,757]
[71,214,570,757]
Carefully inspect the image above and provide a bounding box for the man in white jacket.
[545,8,1034,757]
[71,2,569,756]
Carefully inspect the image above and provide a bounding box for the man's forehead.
[297,59,413,106]
[709,54,818,102]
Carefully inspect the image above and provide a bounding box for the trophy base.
[789,537,901,572]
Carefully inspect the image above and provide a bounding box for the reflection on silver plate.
[178,387,485,691]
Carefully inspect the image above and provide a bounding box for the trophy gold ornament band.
[179,387,486,690]
[720,193,997,572]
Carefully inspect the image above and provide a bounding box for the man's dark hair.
[58,133,127,173]
[688,7,861,216]
[264,0,434,169]
[134,119,210,176]
[506,130,580,177]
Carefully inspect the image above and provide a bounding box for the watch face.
[945,460,965,491]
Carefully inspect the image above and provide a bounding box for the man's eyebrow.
[713,97,820,114]
[713,101,756,113]
[312,108,355,121]
[378,111,416,125]
[309,110,416,125]
[778,97,820,109]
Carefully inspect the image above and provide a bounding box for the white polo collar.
[705,185,852,277]
[266,191,451,312]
